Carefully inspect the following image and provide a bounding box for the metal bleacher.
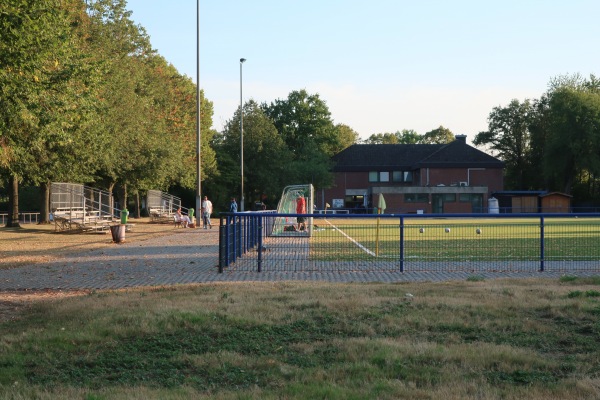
[50,182,118,233]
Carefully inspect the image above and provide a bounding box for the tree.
[262,89,340,158]
[473,99,535,189]
[363,132,400,144]
[422,126,455,144]
[333,124,359,153]
[544,84,600,195]
[0,0,96,227]
[85,0,210,213]
[364,129,422,144]
[214,100,292,209]
[261,89,339,192]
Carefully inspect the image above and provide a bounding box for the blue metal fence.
[218,213,600,274]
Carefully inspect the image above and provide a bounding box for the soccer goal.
[270,184,314,237]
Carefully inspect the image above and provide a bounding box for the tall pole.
[195,0,201,226]
[240,58,246,211]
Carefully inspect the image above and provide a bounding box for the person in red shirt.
[296,194,306,231]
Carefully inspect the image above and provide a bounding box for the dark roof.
[492,191,547,196]
[332,141,504,172]
[539,192,572,198]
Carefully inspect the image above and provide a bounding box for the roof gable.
[332,141,504,172]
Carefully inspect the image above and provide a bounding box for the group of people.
[175,195,214,229]
[174,196,243,229]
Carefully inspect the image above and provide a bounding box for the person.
[296,194,306,231]
[201,195,213,229]
[175,207,192,228]
[230,197,238,213]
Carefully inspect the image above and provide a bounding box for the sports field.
[310,217,600,263]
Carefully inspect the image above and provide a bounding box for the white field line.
[324,220,376,256]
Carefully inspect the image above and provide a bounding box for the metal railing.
[0,212,40,225]
[219,212,600,274]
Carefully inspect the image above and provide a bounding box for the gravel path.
[1,228,598,291]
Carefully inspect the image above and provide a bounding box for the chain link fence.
[219,213,600,274]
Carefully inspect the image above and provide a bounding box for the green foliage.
[466,275,485,282]
[544,83,600,194]
[559,275,600,285]
[215,100,292,207]
[474,73,600,203]
[263,89,340,158]
[473,99,535,189]
[422,125,455,144]
[567,290,600,298]
[364,129,422,144]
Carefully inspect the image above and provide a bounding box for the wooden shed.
[540,192,572,213]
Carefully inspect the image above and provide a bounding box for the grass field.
[1,277,600,399]
[310,217,600,262]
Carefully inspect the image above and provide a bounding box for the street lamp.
[195,0,201,226]
[240,57,246,211]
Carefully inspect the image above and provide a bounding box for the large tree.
[0,0,96,227]
[544,80,600,195]
[85,0,210,212]
[262,89,340,158]
[473,99,535,190]
[214,100,292,210]
[261,89,338,190]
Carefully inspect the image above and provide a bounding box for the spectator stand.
[50,182,118,233]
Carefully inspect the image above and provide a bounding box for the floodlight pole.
[195,0,201,226]
[240,57,246,212]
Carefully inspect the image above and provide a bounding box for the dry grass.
[0,218,186,321]
[0,218,181,270]
[1,280,600,399]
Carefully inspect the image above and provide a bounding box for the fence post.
[540,215,545,272]
[399,216,405,273]
[218,216,225,273]
[257,215,263,272]
[225,216,235,266]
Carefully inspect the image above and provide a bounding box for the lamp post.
[195,0,201,226]
[239,57,246,211]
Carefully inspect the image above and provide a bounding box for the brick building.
[320,135,505,214]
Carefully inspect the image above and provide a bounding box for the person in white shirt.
[175,207,192,228]
[201,196,213,229]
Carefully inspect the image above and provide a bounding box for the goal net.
[270,184,314,237]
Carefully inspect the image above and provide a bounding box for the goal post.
[271,184,314,236]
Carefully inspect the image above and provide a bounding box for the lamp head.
[240,58,246,63]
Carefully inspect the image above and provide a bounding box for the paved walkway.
[1,229,598,291]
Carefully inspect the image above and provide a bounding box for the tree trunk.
[135,192,141,218]
[39,180,51,224]
[6,175,20,228]
[108,182,115,218]
[122,183,128,210]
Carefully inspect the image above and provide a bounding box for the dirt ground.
[0,218,192,321]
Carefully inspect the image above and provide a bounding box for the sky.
[124,0,600,142]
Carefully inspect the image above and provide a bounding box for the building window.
[392,171,413,182]
[443,194,456,202]
[369,171,378,182]
[380,171,389,182]
[405,193,429,203]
